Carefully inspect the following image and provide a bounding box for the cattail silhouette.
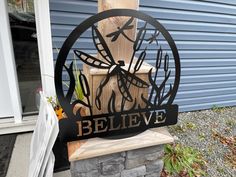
[147,47,162,106]
[64,62,75,102]
[160,53,170,102]
[156,47,162,69]
[134,48,146,72]
[133,22,147,52]
[79,70,92,115]
[164,53,169,72]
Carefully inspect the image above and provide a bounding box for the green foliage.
[73,71,84,100]
[73,51,84,100]
[225,118,236,127]
[163,143,207,177]
[172,124,186,133]
[47,96,60,109]
[62,72,84,101]
[54,47,84,101]
[171,122,197,133]
[198,133,206,141]
[186,122,197,130]
[211,105,229,113]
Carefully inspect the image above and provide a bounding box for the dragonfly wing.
[121,69,149,88]
[117,73,133,102]
[106,31,118,37]
[74,50,110,69]
[111,35,119,42]
[106,30,120,42]
[123,17,134,28]
[92,25,115,64]
[124,25,134,30]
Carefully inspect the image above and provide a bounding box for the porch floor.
[6,133,71,177]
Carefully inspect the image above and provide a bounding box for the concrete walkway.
[6,133,71,177]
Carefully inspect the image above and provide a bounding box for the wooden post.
[84,0,152,115]
[98,0,139,63]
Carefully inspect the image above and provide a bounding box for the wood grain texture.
[98,0,139,63]
[83,61,154,115]
[67,127,173,162]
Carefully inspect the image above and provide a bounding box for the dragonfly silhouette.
[106,17,134,42]
[74,25,149,110]
[146,30,160,45]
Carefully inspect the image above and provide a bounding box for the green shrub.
[163,143,207,177]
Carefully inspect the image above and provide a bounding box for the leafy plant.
[47,96,60,108]
[46,46,85,118]
[47,96,64,120]
[162,143,207,177]
[53,46,84,101]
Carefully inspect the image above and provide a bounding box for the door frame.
[0,0,55,134]
[34,0,55,97]
[0,0,22,123]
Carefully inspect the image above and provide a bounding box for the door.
[8,0,42,115]
[0,0,24,123]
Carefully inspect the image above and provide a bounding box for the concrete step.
[6,133,71,177]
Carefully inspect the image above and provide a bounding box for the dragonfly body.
[106,17,134,42]
[108,60,125,74]
[74,23,149,110]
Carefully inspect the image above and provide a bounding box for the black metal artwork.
[55,9,181,142]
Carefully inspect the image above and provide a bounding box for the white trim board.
[0,118,36,135]
[0,115,37,135]
[34,0,56,97]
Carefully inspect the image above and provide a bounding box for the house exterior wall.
[49,0,236,112]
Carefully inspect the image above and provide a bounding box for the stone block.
[98,152,123,163]
[125,157,146,169]
[145,172,161,177]
[70,158,98,173]
[103,157,125,166]
[126,145,164,159]
[146,159,163,175]
[102,163,124,175]
[99,173,121,177]
[125,150,164,169]
[70,170,99,177]
[145,151,164,161]
[121,165,146,177]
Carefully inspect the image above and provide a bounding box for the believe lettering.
[76,110,166,137]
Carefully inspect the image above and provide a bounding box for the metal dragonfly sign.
[74,24,149,110]
[55,9,181,142]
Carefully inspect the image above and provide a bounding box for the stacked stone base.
[70,145,164,177]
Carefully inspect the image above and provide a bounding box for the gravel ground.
[168,106,236,177]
